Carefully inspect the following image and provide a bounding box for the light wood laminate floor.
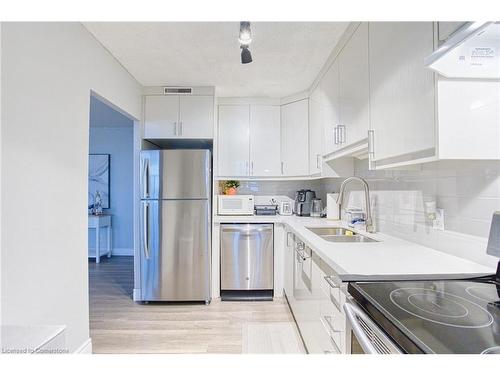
[89,256,305,354]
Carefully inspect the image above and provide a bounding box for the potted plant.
[222,180,240,195]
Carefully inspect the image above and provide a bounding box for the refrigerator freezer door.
[220,224,274,290]
[141,199,211,301]
[140,150,161,200]
[160,150,211,199]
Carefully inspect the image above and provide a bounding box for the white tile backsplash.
[321,159,500,268]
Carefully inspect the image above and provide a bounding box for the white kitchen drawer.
[319,265,346,311]
[305,319,337,354]
[319,289,346,353]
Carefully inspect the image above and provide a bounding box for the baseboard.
[111,247,134,256]
[74,338,92,354]
[88,247,134,256]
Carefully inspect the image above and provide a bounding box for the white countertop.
[214,214,282,223]
[214,214,496,281]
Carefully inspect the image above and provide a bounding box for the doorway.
[87,93,139,330]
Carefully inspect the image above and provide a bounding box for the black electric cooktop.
[349,278,500,354]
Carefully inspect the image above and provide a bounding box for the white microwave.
[217,195,254,216]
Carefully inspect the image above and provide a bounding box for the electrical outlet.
[432,208,445,231]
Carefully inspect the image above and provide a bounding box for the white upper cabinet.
[144,95,214,139]
[320,60,340,155]
[249,105,281,176]
[437,79,500,160]
[308,98,323,175]
[281,99,310,177]
[217,105,250,177]
[178,96,214,138]
[214,22,498,178]
[369,22,436,166]
[144,96,179,138]
[217,104,282,178]
[338,22,370,148]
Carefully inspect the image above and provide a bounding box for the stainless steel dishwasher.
[220,223,274,301]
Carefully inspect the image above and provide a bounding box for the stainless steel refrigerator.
[140,149,211,302]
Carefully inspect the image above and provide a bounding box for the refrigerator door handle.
[144,158,150,198]
[143,202,150,259]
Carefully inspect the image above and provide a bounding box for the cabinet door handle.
[179,121,183,135]
[324,275,341,289]
[174,122,177,136]
[281,161,284,175]
[368,129,375,157]
[325,275,342,311]
[338,125,346,144]
[316,154,321,169]
[251,161,254,175]
[334,126,338,145]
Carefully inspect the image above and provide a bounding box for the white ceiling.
[84,22,348,97]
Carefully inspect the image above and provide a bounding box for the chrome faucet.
[337,176,375,233]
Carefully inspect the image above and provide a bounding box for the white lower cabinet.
[284,230,348,354]
[314,253,347,354]
[284,232,295,300]
[291,240,312,336]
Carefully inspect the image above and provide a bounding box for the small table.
[88,214,112,263]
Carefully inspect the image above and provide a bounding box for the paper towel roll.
[327,193,340,220]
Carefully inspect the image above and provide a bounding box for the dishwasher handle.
[220,224,273,234]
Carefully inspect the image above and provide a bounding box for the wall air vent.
[163,87,193,95]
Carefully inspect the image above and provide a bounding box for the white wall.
[1,23,142,352]
[89,126,134,255]
[0,23,3,324]
[321,159,500,268]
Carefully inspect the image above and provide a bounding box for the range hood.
[425,22,500,78]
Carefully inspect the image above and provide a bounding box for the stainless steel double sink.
[306,227,379,243]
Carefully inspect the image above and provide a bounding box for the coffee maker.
[294,189,316,216]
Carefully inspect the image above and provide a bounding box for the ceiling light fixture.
[238,21,252,45]
[239,21,253,64]
[241,45,253,64]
